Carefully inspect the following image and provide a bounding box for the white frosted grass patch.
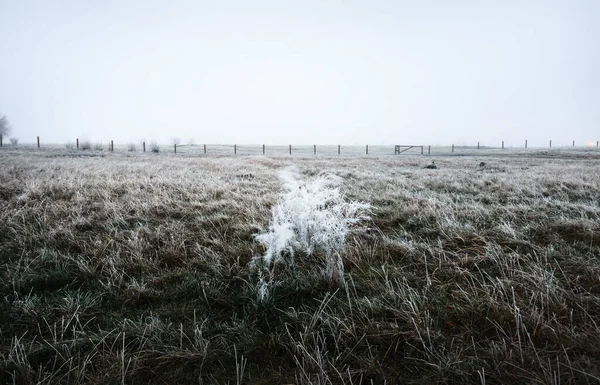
[252,166,371,301]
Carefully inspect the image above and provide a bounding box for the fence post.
[111,140,114,152]
[597,141,599,147]
[289,144,291,155]
[452,144,454,153]
[421,146,423,155]
[314,144,316,155]
[525,139,527,148]
[366,144,368,155]
[262,144,265,155]
[174,143,177,154]
[338,144,340,155]
[573,140,575,147]
[143,141,146,153]
[428,145,431,155]
[76,138,79,149]
[477,142,480,150]
[37,136,40,148]
[0,134,2,147]
[502,141,504,149]
[549,140,552,148]
[204,144,207,154]
[234,144,237,154]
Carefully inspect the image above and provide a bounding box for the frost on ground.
[252,166,371,300]
[3,151,600,384]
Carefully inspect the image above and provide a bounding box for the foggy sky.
[1,0,598,146]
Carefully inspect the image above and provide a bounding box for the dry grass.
[1,150,600,384]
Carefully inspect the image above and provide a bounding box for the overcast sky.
[1,0,598,146]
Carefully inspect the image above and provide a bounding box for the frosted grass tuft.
[252,166,371,300]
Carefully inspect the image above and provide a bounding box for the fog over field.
[1,1,599,145]
[1,1,600,383]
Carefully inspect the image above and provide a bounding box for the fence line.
[1,138,599,155]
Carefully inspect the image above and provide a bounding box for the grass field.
[1,150,600,384]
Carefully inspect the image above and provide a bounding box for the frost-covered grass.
[1,151,600,384]
[252,166,371,299]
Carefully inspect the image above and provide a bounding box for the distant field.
[1,150,600,384]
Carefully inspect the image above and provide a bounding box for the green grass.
[1,150,600,384]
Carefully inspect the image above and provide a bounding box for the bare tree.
[0,115,11,137]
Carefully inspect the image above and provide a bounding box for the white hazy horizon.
[1,0,598,146]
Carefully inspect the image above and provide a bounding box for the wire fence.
[174,144,414,156]
[1,135,599,156]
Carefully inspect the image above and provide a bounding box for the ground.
[1,149,599,384]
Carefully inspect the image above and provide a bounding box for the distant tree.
[0,115,11,137]
[9,137,18,146]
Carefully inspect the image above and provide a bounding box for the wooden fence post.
[111,140,114,152]
[77,138,79,149]
[204,144,207,154]
[143,141,146,152]
[174,143,177,154]
[262,144,265,155]
[525,139,528,148]
[289,144,291,155]
[502,141,504,149]
[452,144,454,152]
[37,136,40,148]
[573,140,575,147]
[234,144,237,154]
[428,145,431,155]
[477,142,480,150]
[549,140,552,148]
[366,144,368,155]
[338,145,340,155]
[314,144,316,155]
[0,134,2,147]
[597,141,599,147]
[421,146,423,155]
